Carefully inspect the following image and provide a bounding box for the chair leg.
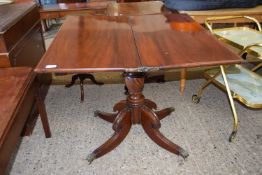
[220,65,239,142]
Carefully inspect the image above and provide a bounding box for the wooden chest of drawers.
[0,2,45,68]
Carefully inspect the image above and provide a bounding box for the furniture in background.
[183,5,262,24]
[0,68,51,175]
[0,2,50,136]
[192,16,262,142]
[0,3,45,68]
[39,1,112,31]
[177,6,262,94]
[65,74,104,102]
[35,14,241,163]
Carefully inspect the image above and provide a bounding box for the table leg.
[180,68,187,94]
[87,72,188,164]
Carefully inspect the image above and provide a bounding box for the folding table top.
[35,14,241,73]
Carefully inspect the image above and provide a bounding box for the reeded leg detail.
[113,99,157,112]
[144,99,157,110]
[113,100,126,112]
[155,107,175,120]
[141,107,189,159]
[87,109,131,164]
[88,72,188,163]
[94,110,117,123]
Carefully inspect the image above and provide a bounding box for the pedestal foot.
[155,107,175,120]
[94,110,117,123]
[88,109,131,163]
[141,107,188,159]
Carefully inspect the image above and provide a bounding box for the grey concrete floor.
[9,80,262,175]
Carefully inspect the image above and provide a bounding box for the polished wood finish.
[35,15,140,73]
[0,3,45,67]
[132,14,241,69]
[36,14,241,74]
[39,1,112,20]
[35,14,241,162]
[0,68,51,174]
[107,1,163,16]
[88,73,187,164]
[180,68,186,94]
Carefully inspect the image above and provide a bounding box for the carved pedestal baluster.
[87,72,188,164]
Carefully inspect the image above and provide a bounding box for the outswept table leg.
[141,107,188,159]
[94,110,117,123]
[87,108,131,164]
[88,72,188,163]
[155,107,175,120]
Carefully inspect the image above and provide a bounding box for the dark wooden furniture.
[35,14,241,163]
[0,3,45,68]
[107,1,163,16]
[0,67,51,175]
[39,1,112,31]
[0,2,49,136]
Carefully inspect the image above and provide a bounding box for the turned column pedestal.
[87,72,188,163]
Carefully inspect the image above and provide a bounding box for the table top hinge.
[137,66,160,72]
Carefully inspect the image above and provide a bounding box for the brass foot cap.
[86,153,96,164]
[179,148,189,160]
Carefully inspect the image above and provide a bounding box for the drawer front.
[2,6,40,52]
[9,22,45,67]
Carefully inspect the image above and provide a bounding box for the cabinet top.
[0,2,37,33]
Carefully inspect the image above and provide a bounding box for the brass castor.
[192,95,200,104]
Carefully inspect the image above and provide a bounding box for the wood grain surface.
[132,14,241,69]
[35,14,241,73]
[35,15,141,73]
[0,67,33,147]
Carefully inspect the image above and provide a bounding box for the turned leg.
[180,68,187,95]
[141,107,189,159]
[155,107,175,120]
[113,99,157,112]
[87,108,131,164]
[94,110,117,123]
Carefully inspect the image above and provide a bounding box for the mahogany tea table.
[35,14,241,163]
